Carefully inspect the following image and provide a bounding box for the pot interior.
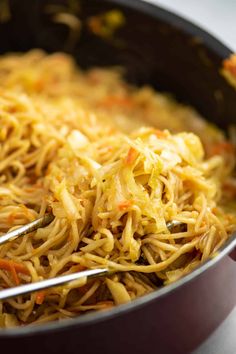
[0,0,236,338]
[0,0,236,130]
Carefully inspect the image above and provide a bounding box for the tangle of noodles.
[0,50,236,327]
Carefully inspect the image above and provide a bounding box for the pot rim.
[0,0,235,337]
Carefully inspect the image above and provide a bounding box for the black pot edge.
[107,0,232,58]
[1,0,236,338]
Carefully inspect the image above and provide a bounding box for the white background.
[143,1,236,353]
[145,0,236,51]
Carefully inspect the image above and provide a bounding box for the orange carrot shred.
[9,262,20,285]
[35,291,46,305]
[154,129,168,139]
[212,207,219,214]
[0,259,29,276]
[125,147,138,165]
[223,57,236,78]
[118,200,133,211]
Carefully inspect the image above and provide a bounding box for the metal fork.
[0,214,184,301]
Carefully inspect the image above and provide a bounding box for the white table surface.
[143,1,236,353]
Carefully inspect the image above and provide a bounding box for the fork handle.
[0,214,54,246]
[0,268,109,301]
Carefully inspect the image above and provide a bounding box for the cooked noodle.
[0,50,236,327]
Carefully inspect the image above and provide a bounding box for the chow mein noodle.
[0,50,235,327]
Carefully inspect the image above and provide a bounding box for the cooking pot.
[0,1,236,353]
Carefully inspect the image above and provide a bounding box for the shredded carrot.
[0,259,29,285]
[125,147,139,165]
[212,207,219,214]
[35,291,46,305]
[0,259,29,275]
[223,56,236,78]
[118,200,133,211]
[154,129,168,139]
[9,262,19,285]
[99,96,133,108]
